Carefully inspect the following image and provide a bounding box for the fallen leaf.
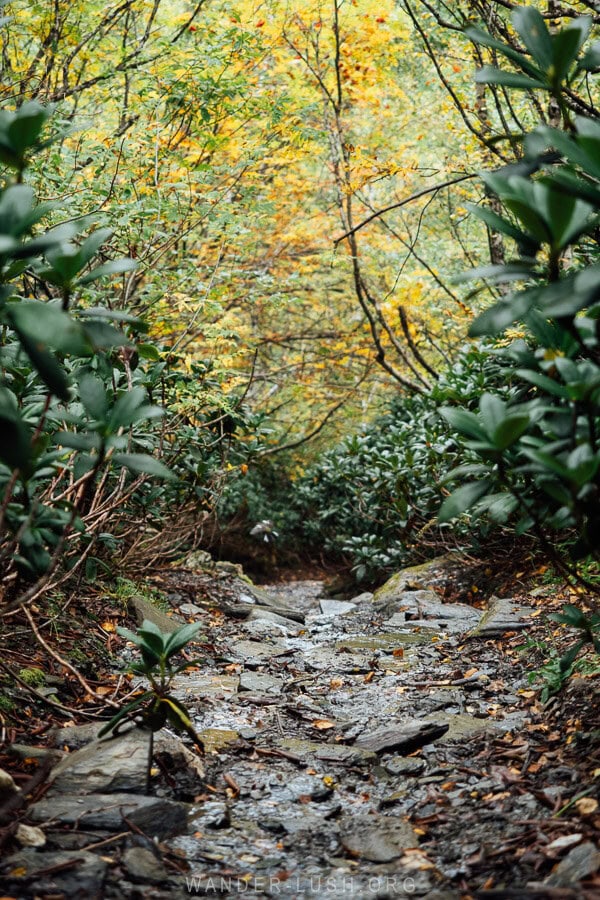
[312,719,335,730]
[100,621,116,632]
[575,797,598,816]
[392,648,404,658]
[364,671,375,683]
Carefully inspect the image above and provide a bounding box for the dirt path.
[158,562,599,897]
[3,559,599,898]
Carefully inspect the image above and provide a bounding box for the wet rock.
[29,792,189,839]
[153,732,204,778]
[9,743,64,763]
[281,807,341,835]
[48,727,151,795]
[383,594,480,635]
[129,595,181,633]
[339,633,430,649]
[349,591,374,604]
[545,840,600,886]
[260,817,286,834]
[229,639,290,665]
[239,671,283,694]
[304,645,371,673]
[421,712,495,741]
[355,720,449,754]
[283,774,334,802]
[51,722,104,749]
[340,816,418,861]
[123,846,167,883]
[191,801,230,829]
[385,756,426,776]
[319,599,357,617]
[254,604,305,623]
[373,556,455,603]
[179,602,203,616]
[234,580,306,620]
[247,608,300,629]
[243,619,289,638]
[2,848,107,899]
[197,728,239,753]
[467,595,532,638]
[173,672,239,699]
[277,738,376,766]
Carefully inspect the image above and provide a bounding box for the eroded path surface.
[6,558,599,898]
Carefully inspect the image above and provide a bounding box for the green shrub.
[439,8,600,575]
[284,343,513,580]
[0,103,249,605]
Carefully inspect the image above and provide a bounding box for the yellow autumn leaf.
[311,719,335,730]
[575,797,598,816]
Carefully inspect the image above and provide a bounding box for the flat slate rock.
[48,727,151,795]
[29,792,189,839]
[303,645,372,673]
[319,599,357,617]
[373,556,455,602]
[172,673,239,699]
[51,722,103,749]
[355,720,449,754]
[123,846,168,883]
[278,738,376,766]
[340,816,418,862]
[229,639,290,664]
[545,841,600,886]
[2,848,107,899]
[239,671,284,694]
[421,712,495,742]
[247,608,301,628]
[384,756,427,776]
[467,595,532,638]
[129,595,182,633]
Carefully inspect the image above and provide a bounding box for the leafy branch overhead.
[438,6,600,628]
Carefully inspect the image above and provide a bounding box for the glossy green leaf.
[551,18,592,84]
[438,479,493,522]
[439,407,487,441]
[112,452,174,480]
[164,622,202,658]
[512,7,553,70]
[464,26,545,78]
[475,66,546,90]
[8,300,90,356]
[78,257,137,285]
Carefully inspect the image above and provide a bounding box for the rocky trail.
[1,556,599,899]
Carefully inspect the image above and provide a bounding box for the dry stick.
[333,173,477,245]
[22,607,120,709]
[82,831,130,852]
